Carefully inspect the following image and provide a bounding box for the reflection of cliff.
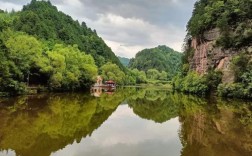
[128,88,252,155]
[0,92,125,156]
[128,89,179,123]
[179,99,252,156]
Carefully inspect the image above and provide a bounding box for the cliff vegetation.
[173,0,252,98]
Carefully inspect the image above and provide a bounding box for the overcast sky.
[0,0,196,58]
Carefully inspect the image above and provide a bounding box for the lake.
[0,87,251,156]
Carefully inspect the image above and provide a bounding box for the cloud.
[84,13,187,58]
[0,0,197,58]
[0,1,24,11]
[53,105,182,156]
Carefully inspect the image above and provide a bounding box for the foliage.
[12,0,124,70]
[0,0,130,94]
[0,30,43,94]
[187,0,252,48]
[182,0,252,98]
[205,70,223,90]
[146,69,160,80]
[217,53,252,98]
[45,44,98,90]
[159,71,168,80]
[100,62,126,85]
[129,68,147,84]
[172,72,208,95]
[0,29,98,94]
[218,83,252,98]
[231,53,251,82]
[182,47,194,65]
[128,45,182,79]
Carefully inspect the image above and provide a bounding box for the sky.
[0,0,197,58]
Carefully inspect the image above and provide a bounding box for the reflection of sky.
[0,150,15,156]
[52,104,182,156]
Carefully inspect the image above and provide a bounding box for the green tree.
[159,71,168,80]
[130,68,147,84]
[13,0,125,70]
[146,69,160,80]
[46,44,98,90]
[100,62,125,85]
[0,30,43,94]
[129,45,182,79]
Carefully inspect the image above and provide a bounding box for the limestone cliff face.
[189,28,238,83]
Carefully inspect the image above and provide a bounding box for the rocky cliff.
[175,0,252,97]
[189,28,251,83]
[186,0,252,85]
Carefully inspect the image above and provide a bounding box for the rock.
[203,28,220,41]
[189,28,238,83]
[248,46,252,53]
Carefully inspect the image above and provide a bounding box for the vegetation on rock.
[174,0,252,98]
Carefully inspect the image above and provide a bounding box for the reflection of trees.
[128,89,180,123]
[179,98,252,156]
[0,88,251,156]
[0,91,126,156]
[127,88,252,155]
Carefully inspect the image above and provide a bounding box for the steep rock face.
[189,28,237,83]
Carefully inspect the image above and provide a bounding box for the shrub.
[172,72,208,95]
[218,83,252,99]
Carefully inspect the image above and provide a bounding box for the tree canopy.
[0,0,129,94]
[129,45,182,79]
[13,0,124,70]
[187,0,252,48]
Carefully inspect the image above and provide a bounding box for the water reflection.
[127,88,179,123]
[179,98,252,156]
[0,90,127,156]
[0,88,251,156]
[53,105,182,156]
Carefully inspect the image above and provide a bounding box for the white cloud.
[53,105,182,156]
[85,13,186,57]
[0,1,23,11]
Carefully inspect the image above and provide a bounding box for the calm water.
[0,88,251,156]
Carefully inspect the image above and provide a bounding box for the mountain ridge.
[129,45,182,79]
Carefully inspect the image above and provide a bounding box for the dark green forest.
[14,0,124,69]
[0,0,128,95]
[129,45,182,80]
[187,0,252,48]
[0,0,183,96]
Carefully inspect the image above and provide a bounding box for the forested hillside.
[0,0,126,95]
[129,45,182,79]
[173,0,252,98]
[118,56,130,67]
[13,0,123,69]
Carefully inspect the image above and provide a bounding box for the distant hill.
[118,56,130,67]
[129,45,182,78]
[13,0,124,70]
